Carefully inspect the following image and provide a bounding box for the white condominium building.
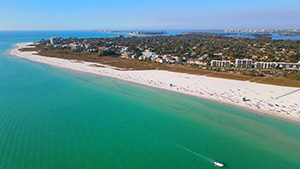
[277,62,300,70]
[254,62,278,69]
[210,60,231,67]
[235,59,253,68]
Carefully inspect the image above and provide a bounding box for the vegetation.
[39,33,300,63]
[98,50,117,57]
[33,33,300,86]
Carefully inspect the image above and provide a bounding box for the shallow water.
[0,31,300,169]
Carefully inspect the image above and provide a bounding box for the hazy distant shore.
[10,42,300,123]
[100,30,167,36]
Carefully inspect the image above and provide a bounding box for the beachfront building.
[174,56,183,63]
[139,50,159,61]
[120,47,129,53]
[277,62,300,70]
[50,37,58,45]
[121,52,134,59]
[163,55,172,62]
[254,62,278,69]
[156,58,166,64]
[70,43,81,50]
[210,60,231,67]
[162,55,178,63]
[187,58,208,65]
[142,49,156,59]
[235,59,253,68]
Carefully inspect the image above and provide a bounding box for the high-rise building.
[50,37,58,45]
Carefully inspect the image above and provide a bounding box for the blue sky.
[0,0,300,30]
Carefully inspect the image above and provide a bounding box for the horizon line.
[1,28,300,31]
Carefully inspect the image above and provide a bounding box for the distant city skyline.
[0,0,300,30]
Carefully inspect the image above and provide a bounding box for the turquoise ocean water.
[0,31,300,169]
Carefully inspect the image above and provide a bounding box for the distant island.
[182,32,272,40]
[99,30,167,35]
[224,29,300,36]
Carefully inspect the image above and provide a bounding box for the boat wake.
[166,141,214,163]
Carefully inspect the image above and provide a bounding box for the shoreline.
[10,42,300,123]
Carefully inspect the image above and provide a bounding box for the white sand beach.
[10,42,300,122]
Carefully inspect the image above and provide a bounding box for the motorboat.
[214,160,224,167]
